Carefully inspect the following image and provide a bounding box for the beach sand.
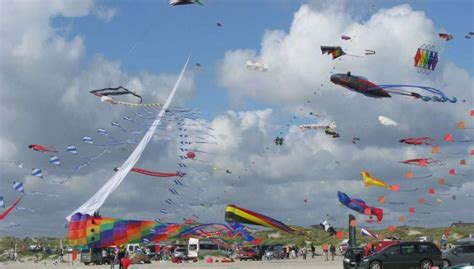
[0,255,343,269]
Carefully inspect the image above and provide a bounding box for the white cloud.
[93,6,118,22]
[0,1,472,237]
[0,0,196,235]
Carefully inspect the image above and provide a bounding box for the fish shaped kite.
[361,172,399,191]
[337,191,384,222]
[400,158,441,167]
[28,144,57,153]
[331,72,456,103]
[90,86,161,107]
[399,137,435,146]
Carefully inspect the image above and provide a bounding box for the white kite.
[298,122,339,138]
[246,60,269,72]
[66,56,190,221]
[378,116,398,127]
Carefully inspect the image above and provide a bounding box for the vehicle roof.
[457,241,474,245]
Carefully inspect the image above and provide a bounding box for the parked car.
[374,240,401,252]
[443,243,474,268]
[239,247,257,261]
[263,244,285,260]
[343,247,364,269]
[173,247,188,259]
[448,262,474,269]
[358,241,443,269]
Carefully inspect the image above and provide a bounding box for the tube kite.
[28,144,57,153]
[399,137,435,146]
[68,213,182,248]
[399,158,441,167]
[330,72,457,103]
[66,56,190,221]
[225,204,299,234]
[0,196,24,221]
[115,167,185,178]
[361,172,399,192]
[298,122,339,138]
[337,191,384,222]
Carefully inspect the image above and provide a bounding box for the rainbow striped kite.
[68,213,252,248]
[414,44,438,73]
[68,213,182,248]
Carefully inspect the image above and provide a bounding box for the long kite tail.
[114,100,162,107]
[66,55,191,221]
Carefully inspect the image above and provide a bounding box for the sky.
[0,0,473,237]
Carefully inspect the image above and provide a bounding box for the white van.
[188,238,199,258]
[126,244,140,255]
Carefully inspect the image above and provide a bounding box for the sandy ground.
[0,256,344,269]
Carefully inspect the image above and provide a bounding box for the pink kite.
[400,158,441,167]
[130,167,185,177]
[399,137,435,146]
[28,144,58,153]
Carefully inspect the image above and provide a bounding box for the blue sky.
[54,0,473,120]
[1,0,473,235]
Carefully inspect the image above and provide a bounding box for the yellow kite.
[361,171,399,192]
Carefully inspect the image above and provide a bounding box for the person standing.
[322,244,329,261]
[286,245,290,259]
[310,243,315,258]
[59,247,64,262]
[110,250,116,269]
[329,244,336,261]
[117,246,126,269]
[301,246,307,260]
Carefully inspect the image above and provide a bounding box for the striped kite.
[225,204,299,234]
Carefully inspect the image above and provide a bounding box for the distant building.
[451,221,474,228]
